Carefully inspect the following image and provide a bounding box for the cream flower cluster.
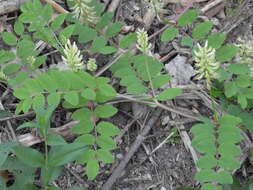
[235,37,253,65]
[87,58,97,72]
[71,0,98,25]
[0,71,7,81]
[144,0,166,18]
[136,28,152,55]
[194,41,219,89]
[62,39,84,71]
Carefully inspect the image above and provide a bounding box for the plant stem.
[144,54,156,99]
[44,135,49,190]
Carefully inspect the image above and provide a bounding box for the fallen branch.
[101,108,162,190]
[0,0,68,15]
[42,0,68,14]
[17,120,78,146]
[200,0,223,13]
[0,0,26,15]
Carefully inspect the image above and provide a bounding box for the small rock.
[165,55,195,87]
[116,153,124,159]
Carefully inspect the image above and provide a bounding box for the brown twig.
[0,111,35,122]
[200,0,223,13]
[0,101,17,141]
[221,0,253,35]
[0,0,68,15]
[17,120,78,147]
[101,108,162,190]
[42,0,68,14]
[0,0,26,15]
[107,0,121,13]
[116,93,199,120]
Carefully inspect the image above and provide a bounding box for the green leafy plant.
[157,9,252,190]
[0,106,87,190]
[1,0,183,187]
[191,115,242,190]
[215,38,253,109]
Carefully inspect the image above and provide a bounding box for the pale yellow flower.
[0,71,8,81]
[136,28,152,54]
[87,58,97,72]
[194,41,219,89]
[71,0,98,25]
[235,37,253,64]
[62,39,84,71]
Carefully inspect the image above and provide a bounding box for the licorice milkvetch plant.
[0,0,251,189]
[157,8,251,190]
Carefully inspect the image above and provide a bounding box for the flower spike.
[62,39,84,71]
[194,41,219,89]
[136,28,152,55]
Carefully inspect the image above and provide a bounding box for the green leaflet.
[48,143,86,167]
[86,159,99,180]
[95,105,118,118]
[71,108,92,121]
[91,37,107,53]
[157,88,182,101]
[0,50,16,64]
[71,120,93,134]
[96,135,117,150]
[96,121,120,136]
[181,37,193,47]
[106,21,124,38]
[178,9,199,27]
[64,91,79,106]
[75,134,95,145]
[59,24,75,39]
[2,32,17,46]
[11,146,45,168]
[81,88,96,100]
[207,33,226,49]
[119,33,137,49]
[3,64,21,75]
[96,149,114,163]
[228,63,251,75]
[14,20,25,35]
[192,21,213,40]
[161,27,179,42]
[76,25,97,43]
[96,12,113,29]
[50,14,66,31]
[216,45,238,62]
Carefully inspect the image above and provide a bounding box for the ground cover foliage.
[0,0,253,189]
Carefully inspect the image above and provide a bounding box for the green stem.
[144,55,156,99]
[44,135,49,190]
